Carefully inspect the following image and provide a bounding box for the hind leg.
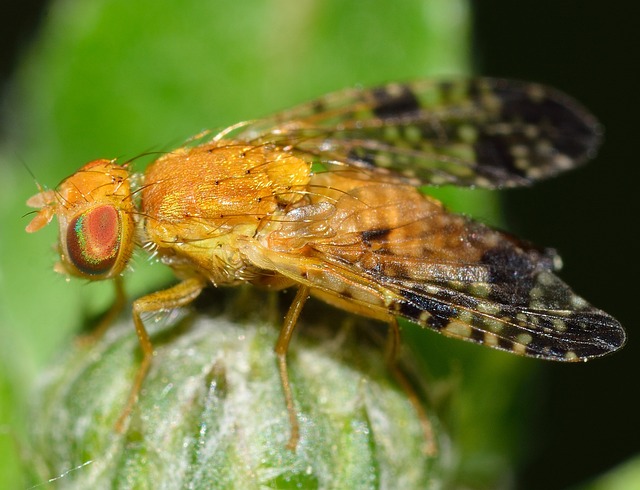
[274,285,310,450]
[385,318,437,456]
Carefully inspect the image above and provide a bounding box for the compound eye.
[66,205,122,276]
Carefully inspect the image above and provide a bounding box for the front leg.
[115,277,205,431]
[76,277,126,346]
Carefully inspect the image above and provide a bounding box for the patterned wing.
[260,177,624,361]
[233,78,601,188]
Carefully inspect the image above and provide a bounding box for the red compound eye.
[66,205,121,276]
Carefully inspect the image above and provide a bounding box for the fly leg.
[385,317,437,456]
[115,277,205,432]
[274,285,310,450]
[384,315,402,365]
[77,277,126,345]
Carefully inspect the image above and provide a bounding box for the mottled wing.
[382,253,625,361]
[234,78,601,188]
[260,178,624,360]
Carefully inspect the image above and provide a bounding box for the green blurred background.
[0,1,636,488]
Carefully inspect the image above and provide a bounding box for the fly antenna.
[21,158,47,194]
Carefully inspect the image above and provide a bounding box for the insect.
[26,78,625,449]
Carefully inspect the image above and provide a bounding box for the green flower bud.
[28,296,445,488]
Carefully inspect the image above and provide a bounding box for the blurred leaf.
[573,454,640,490]
[0,0,542,488]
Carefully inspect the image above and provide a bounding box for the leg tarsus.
[114,321,153,432]
[275,286,310,450]
[385,318,437,456]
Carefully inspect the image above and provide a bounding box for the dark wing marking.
[295,182,624,361]
[386,253,624,361]
[232,78,602,188]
